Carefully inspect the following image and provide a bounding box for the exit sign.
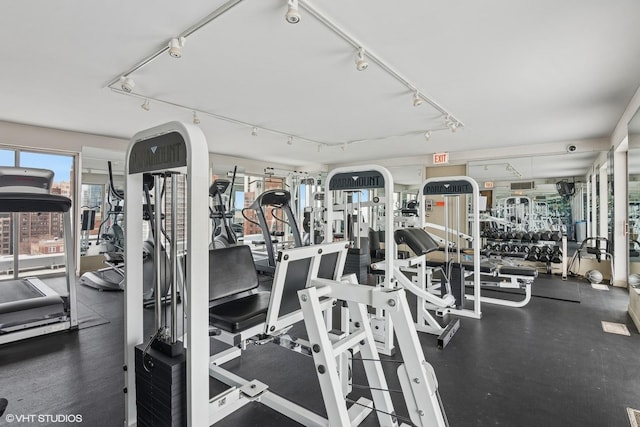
[484,181,494,189]
[433,152,449,165]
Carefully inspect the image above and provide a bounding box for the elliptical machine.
[80,174,169,304]
[209,179,237,249]
[96,161,125,253]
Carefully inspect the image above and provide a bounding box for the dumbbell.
[531,232,540,242]
[540,231,552,241]
[526,252,539,261]
[521,232,532,241]
[539,252,551,262]
[551,231,561,241]
[521,246,531,253]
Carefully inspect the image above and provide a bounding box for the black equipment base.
[135,343,186,427]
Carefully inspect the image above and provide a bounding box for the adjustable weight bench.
[463,262,538,308]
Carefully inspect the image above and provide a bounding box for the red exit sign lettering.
[433,152,449,165]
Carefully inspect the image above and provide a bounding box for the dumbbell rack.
[481,230,567,276]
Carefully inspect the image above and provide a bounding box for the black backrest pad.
[209,245,259,301]
[318,252,339,280]
[394,228,440,255]
[277,258,312,319]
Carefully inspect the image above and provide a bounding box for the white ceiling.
[2,0,640,182]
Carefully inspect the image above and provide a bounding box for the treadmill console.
[0,167,54,194]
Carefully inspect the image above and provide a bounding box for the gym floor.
[1,273,639,426]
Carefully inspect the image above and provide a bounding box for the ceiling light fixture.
[287,136,294,145]
[168,37,186,58]
[424,130,431,141]
[355,48,369,71]
[120,76,135,93]
[141,99,150,111]
[445,116,458,133]
[192,111,200,125]
[251,127,258,136]
[413,92,423,107]
[285,0,300,24]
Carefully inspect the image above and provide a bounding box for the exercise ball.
[586,269,603,284]
[629,273,640,288]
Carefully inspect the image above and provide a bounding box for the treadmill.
[0,167,77,345]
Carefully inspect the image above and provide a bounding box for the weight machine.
[124,122,210,426]
[124,123,449,426]
[420,176,482,319]
[325,165,460,353]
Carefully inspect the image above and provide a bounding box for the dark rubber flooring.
[1,273,639,426]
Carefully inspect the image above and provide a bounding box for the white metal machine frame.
[124,122,210,426]
[324,165,397,355]
[208,241,449,427]
[420,176,482,319]
[123,126,448,426]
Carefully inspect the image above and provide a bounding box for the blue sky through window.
[0,150,73,184]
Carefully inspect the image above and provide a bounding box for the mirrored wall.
[628,107,640,275]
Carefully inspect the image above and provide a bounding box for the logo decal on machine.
[329,171,385,190]
[423,180,473,195]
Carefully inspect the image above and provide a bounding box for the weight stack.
[344,237,371,284]
[135,343,186,427]
[450,263,465,309]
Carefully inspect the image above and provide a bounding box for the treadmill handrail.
[0,193,71,212]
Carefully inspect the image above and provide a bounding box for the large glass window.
[0,148,75,279]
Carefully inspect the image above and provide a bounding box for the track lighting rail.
[106,0,463,147]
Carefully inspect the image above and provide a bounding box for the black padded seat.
[209,293,270,333]
[208,245,271,333]
[460,261,494,274]
[394,228,440,255]
[498,266,538,277]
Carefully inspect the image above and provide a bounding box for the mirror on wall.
[209,163,327,245]
[628,107,640,276]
